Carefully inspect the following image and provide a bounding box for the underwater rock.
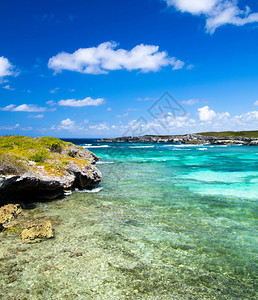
[0,204,22,230]
[20,220,54,243]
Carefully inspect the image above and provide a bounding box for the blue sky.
[0,0,258,138]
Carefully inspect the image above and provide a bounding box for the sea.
[1,139,257,299]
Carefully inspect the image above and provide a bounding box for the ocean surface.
[1,139,257,299]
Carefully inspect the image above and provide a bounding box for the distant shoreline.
[99,130,258,145]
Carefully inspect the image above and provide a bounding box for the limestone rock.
[20,220,54,243]
[0,204,22,230]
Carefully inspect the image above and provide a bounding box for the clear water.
[1,140,257,299]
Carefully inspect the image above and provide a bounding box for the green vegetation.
[197,130,258,138]
[0,136,89,176]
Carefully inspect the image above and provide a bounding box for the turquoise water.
[1,141,257,299]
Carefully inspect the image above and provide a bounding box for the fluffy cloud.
[253,100,258,106]
[58,118,75,130]
[167,0,217,14]
[52,118,89,131]
[0,104,47,112]
[89,122,110,131]
[0,56,16,78]
[198,106,217,121]
[165,0,258,33]
[48,41,184,74]
[58,97,104,107]
[234,111,258,123]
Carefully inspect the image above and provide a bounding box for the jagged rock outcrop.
[0,136,102,204]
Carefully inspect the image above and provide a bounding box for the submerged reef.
[0,136,102,204]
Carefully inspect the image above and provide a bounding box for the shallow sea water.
[0,141,257,299]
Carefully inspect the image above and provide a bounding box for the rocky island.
[100,130,258,145]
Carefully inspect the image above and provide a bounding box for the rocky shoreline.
[0,136,102,243]
[0,137,102,205]
[100,133,258,145]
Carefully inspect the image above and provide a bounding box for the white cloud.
[49,87,59,94]
[46,100,56,106]
[59,118,75,130]
[126,108,141,111]
[0,123,20,130]
[48,41,185,74]
[253,100,258,106]
[181,99,204,105]
[107,107,112,111]
[234,111,258,123]
[217,111,230,120]
[3,84,15,91]
[116,113,129,118]
[165,0,258,33]
[0,56,16,78]
[28,114,44,119]
[198,105,217,121]
[137,97,155,101]
[52,118,89,131]
[0,104,47,112]
[58,97,104,107]
[89,122,110,131]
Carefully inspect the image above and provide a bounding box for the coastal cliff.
[0,136,102,204]
[100,131,258,145]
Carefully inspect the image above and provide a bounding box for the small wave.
[129,146,155,149]
[198,148,208,151]
[96,161,115,164]
[83,145,109,148]
[81,144,92,147]
[64,191,72,196]
[77,187,103,193]
[174,144,201,148]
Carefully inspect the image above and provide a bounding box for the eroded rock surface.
[20,220,54,243]
[0,204,22,230]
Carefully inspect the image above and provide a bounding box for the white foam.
[83,145,109,148]
[64,191,72,196]
[174,144,201,147]
[96,161,114,164]
[78,187,103,193]
[129,146,155,148]
[198,148,208,151]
